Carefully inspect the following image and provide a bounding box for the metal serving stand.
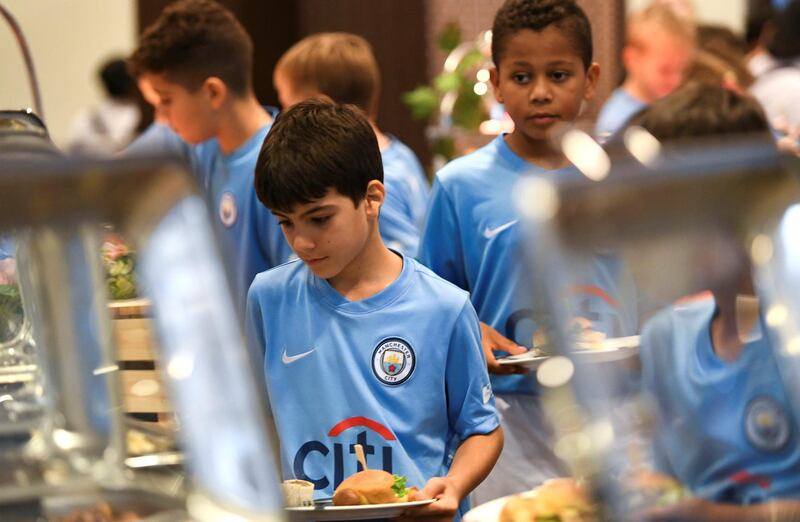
[516,132,800,519]
[0,109,284,521]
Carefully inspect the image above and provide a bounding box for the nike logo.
[282,348,316,365]
[483,219,518,238]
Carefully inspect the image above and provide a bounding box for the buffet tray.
[42,488,187,521]
[0,363,37,385]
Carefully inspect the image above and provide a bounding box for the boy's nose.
[292,234,316,253]
[529,80,552,104]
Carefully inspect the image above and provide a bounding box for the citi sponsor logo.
[293,416,396,490]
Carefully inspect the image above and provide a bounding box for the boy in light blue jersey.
[0,237,14,287]
[595,89,647,142]
[0,237,12,261]
[248,99,502,520]
[631,84,800,521]
[595,3,695,140]
[127,0,291,310]
[641,297,800,509]
[420,0,639,503]
[380,137,430,253]
[273,32,430,256]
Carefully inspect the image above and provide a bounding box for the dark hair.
[627,82,770,141]
[128,0,252,95]
[685,50,754,90]
[492,0,593,70]
[276,33,380,117]
[745,0,775,49]
[255,99,383,213]
[100,58,136,99]
[768,0,800,59]
[698,24,748,59]
[687,25,754,89]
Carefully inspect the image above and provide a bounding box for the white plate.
[496,352,549,369]
[497,335,640,368]
[463,495,511,522]
[573,336,640,363]
[286,498,436,521]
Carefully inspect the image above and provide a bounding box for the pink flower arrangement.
[102,234,137,300]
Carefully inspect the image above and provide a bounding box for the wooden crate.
[109,299,173,424]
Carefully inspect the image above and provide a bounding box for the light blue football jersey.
[245,253,499,501]
[641,297,800,503]
[380,137,430,257]
[419,135,638,395]
[595,87,648,141]
[0,236,12,260]
[126,117,292,312]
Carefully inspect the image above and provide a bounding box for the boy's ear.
[364,180,385,218]
[621,45,638,74]
[489,67,504,104]
[204,77,228,110]
[583,62,601,102]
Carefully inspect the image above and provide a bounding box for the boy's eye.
[511,72,531,83]
[278,220,292,228]
[550,71,571,82]
[310,216,331,225]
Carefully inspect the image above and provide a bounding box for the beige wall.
[0,0,137,148]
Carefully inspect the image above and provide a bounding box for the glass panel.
[517,137,800,519]
[0,153,283,521]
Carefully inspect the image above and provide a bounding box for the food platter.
[285,498,436,521]
[573,335,640,362]
[497,335,640,368]
[465,478,596,522]
[40,489,187,522]
[463,494,510,522]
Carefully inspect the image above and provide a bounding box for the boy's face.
[624,29,693,101]
[274,70,317,110]
[141,73,218,144]
[490,27,599,143]
[271,184,382,279]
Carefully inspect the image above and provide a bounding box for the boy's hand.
[480,321,528,375]
[400,477,459,522]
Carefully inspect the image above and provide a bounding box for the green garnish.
[392,475,408,497]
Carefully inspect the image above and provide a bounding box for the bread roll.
[333,469,407,505]
[499,478,595,522]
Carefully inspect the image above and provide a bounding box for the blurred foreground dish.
[499,479,596,522]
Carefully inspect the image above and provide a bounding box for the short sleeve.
[419,179,468,290]
[446,299,499,439]
[245,284,273,417]
[124,123,193,161]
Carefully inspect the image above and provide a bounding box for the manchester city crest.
[744,395,791,452]
[372,338,415,385]
[219,191,238,228]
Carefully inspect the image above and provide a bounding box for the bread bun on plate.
[499,478,596,522]
[625,470,688,510]
[332,470,418,506]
